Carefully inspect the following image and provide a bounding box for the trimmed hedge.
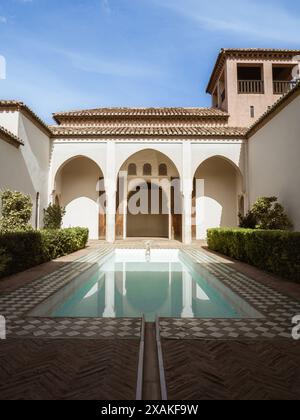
[0,227,89,278]
[207,228,300,283]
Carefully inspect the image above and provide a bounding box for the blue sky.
[0,0,300,123]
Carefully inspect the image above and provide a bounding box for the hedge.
[0,227,89,278]
[207,228,300,283]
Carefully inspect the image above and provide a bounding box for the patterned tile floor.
[159,248,300,340]
[0,245,141,339]
[0,241,300,341]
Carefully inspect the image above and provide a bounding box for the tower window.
[237,64,264,94]
[250,106,255,118]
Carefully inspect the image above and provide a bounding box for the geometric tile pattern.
[159,248,300,340]
[7,318,141,340]
[0,246,141,340]
[162,339,300,400]
[1,243,299,341]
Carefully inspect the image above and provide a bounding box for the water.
[36,250,261,322]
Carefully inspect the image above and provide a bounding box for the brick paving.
[0,338,139,400]
[162,339,300,400]
[1,240,300,400]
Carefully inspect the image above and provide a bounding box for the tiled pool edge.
[0,245,141,340]
[159,248,300,340]
[1,243,300,340]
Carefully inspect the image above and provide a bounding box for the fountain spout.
[145,241,151,262]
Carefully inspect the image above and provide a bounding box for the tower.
[207,49,300,127]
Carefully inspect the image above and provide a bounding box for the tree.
[0,190,33,232]
[43,203,66,230]
[239,197,293,230]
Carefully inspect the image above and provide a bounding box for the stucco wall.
[0,111,51,228]
[194,157,242,239]
[226,58,300,127]
[56,156,103,239]
[248,94,300,231]
[50,139,245,242]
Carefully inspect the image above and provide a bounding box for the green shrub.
[0,190,33,232]
[41,228,89,261]
[0,247,11,273]
[43,203,66,230]
[0,227,89,278]
[238,211,257,229]
[239,197,293,230]
[207,228,300,282]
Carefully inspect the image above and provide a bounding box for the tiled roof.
[247,81,300,138]
[50,125,247,138]
[0,100,52,136]
[52,107,229,123]
[0,125,24,147]
[207,48,300,94]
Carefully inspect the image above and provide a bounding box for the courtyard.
[1,1,300,404]
[0,239,299,400]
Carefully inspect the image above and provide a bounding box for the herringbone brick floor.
[0,338,139,400]
[162,339,300,400]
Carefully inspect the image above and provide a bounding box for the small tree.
[0,190,33,232]
[239,197,293,230]
[43,203,66,230]
[239,210,257,229]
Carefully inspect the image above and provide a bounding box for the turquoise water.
[45,251,260,322]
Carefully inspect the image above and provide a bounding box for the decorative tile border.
[1,243,300,341]
[7,317,141,340]
[159,248,300,340]
[0,246,141,339]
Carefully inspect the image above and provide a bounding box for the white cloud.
[101,0,111,15]
[52,48,163,79]
[153,0,300,44]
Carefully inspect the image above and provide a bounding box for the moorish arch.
[115,149,182,240]
[192,155,244,240]
[53,156,106,240]
[114,144,183,182]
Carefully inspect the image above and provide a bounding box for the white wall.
[56,156,103,239]
[248,94,300,231]
[194,157,242,239]
[0,111,51,228]
[50,139,246,242]
[115,142,183,181]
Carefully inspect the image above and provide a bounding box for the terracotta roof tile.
[52,107,229,123]
[0,125,24,147]
[0,100,52,136]
[50,125,247,138]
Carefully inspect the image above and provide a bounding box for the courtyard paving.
[0,338,139,400]
[0,239,300,400]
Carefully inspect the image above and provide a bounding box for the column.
[182,142,193,245]
[106,184,116,243]
[182,189,193,244]
[105,142,116,243]
[263,61,273,97]
[168,181,172,239]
